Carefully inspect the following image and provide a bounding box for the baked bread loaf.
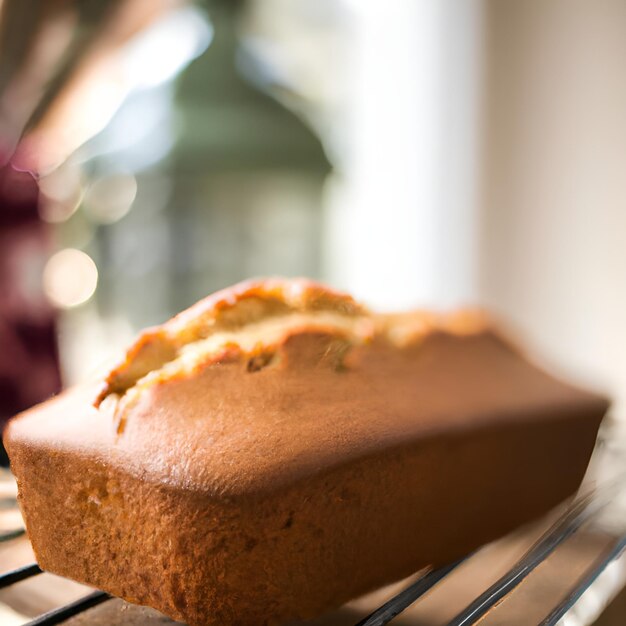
[4,279,608,626]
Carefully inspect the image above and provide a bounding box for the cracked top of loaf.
[7,278,606,496]
[96,279,368,402]
[95,278,488,422]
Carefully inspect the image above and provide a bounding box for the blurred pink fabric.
[0,162,61,458]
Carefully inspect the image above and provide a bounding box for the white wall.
[325,0,484,311]
[479,0,626,412]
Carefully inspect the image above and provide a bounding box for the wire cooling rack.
[1,482,625,626]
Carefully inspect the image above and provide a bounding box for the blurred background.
[1,1,626,622]
[1,0,626,464]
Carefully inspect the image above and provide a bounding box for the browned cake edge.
[2,278,609,625]
[5,400,603,625]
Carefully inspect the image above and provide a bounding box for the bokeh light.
[38,163,84,223]
[84,172,137,224]
[43,248,99,309]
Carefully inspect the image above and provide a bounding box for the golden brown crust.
[96,278,369,406]
[375,309,490,347]
[96,278,491,425]
[3,279,609,626]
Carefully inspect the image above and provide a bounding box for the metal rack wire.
[1,488,625,626]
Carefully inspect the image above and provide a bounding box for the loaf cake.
[3,279,608,626]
